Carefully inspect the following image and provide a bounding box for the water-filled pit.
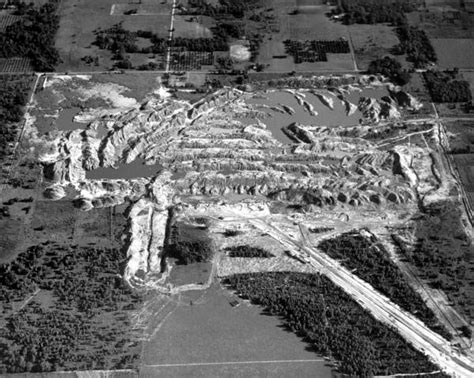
[245,87,389,144]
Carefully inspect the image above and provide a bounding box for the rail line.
[248,218,474,377]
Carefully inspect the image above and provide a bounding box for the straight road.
[165,0,177,72]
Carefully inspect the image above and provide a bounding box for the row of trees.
[424,70,472,103]
[223,272,444,376]
[0,1,61,71]
[225,245,274,258]
[182,0,259,19]
[0,242,143,373]
[334,0,418,25]
[318,231,452,339]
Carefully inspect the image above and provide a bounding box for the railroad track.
[248,218,474,377]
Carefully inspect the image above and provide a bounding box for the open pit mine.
[26,74,473,376]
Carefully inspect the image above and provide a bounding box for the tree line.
[0,0,61,71]
[182,0,260,19]
[333,0,418,25]
[223,272,446,376]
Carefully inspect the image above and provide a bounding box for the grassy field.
[347,24,400,71]
[446,120,474,154]
[173,15,215,39]
[141,284,333,377]
[407,9,474,38]
[257,1,354,72]
[55,0,172,71]
[167,260,212,286]
[430,39,474,69]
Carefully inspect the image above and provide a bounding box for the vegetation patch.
[225,245,274,258]
[393,25,437,68]
[167,222,214,265]
[392,201,474,318]
[94,23,228,70]
[367,56,411,86]
[318,231,452,339]
[223,272,443,376]
[0,74,33,161]
[0,1,60,71]
[423,70,472,103]
[0,243,143,373]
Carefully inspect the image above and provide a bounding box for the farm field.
[140,285,333,378]
[431,39,474,69]
[406,9,474,38]
[55,0,172,72]
[347,24,400,71]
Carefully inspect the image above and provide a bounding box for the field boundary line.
[143,359,326,367]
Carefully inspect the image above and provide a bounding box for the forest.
[391,201,473,317]
[334,0,418,25]
[367,56,411,86]
[423,70,472,103]
[225,245,274,258]
[0,1,61,71]
[0,75,32,161]
[393,25,437,68]
[223,272,445,376]
[0,242,143,373]
[318,231,451,339]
